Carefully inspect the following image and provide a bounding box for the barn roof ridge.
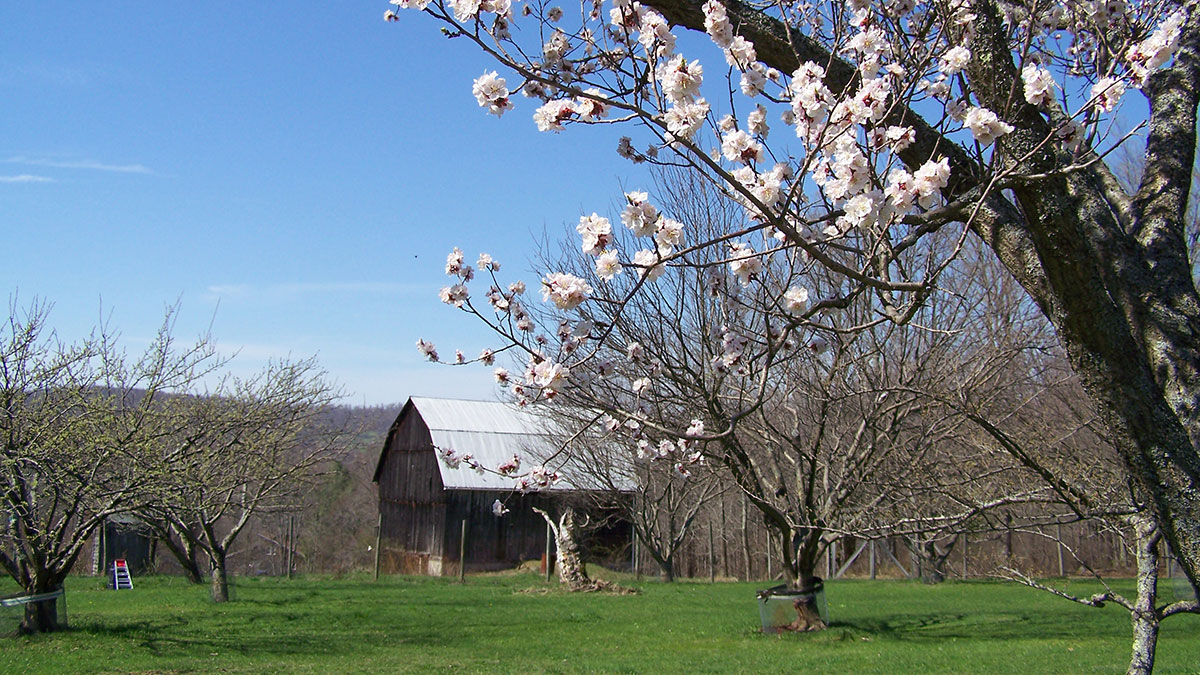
[373,395,634,493]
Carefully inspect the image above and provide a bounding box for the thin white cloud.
[212,341,312,362]
[0,64,92,88]
[206,344,498,405]
[205,284,252,297]
[0,174,54,183]
[203,282,419,302]
[4,156,154,175]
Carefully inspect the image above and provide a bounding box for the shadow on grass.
[830,610,1091,642]
[73,604,465,660]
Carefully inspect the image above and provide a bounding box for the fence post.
[1056,523,1065,577]
[961,533,968,579]
[459,519,467,583]
[765,530,772,581]
[869,540,876,580]
[544,520,552,582]
[374,513,382,581]
[709,523,716,583]
[287,516,295,580]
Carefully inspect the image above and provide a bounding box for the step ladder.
[111,559,134,590]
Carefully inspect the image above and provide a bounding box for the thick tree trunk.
[781,568,826,632]
[210,551,230,603]
[553,507,591,589]
[18,580,64,635]
[778,548,827,632]
[1128,515,1162,675]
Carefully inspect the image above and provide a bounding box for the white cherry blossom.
[963,106,1014,146]
[541,272,593,309]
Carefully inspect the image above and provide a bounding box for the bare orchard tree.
[549,414,723,582]
[993,436,1200,673]
[900,262,1200,670]
[388,0,1200,595]
[854,241,1076,582]
[0,302,218,633]
[626,457,722,582]
[505,171,1060,599]
[137,358,345,602]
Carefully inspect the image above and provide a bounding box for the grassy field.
[1,572,1197,673]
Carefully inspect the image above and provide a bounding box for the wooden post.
[913,537,923,580]
[709,523,716,583]
[459,519,467,583]
[544,520,552,582]
[287,516,295,580]
[961,533,968,579]
[374,513,382,582]
[634,533,642,581]
[741,496,750,581]
[1056,523,1065,577]
[1165,536,1174,578]
[869,540,876,580]
[633,526,643,571]
[765,530,772,580]
[720,497,729,579]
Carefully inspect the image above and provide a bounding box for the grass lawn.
[0,572,1197,673]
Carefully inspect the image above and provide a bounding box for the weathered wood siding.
[377,408,447,574]
[376,402,630,575]
[443,491,552,571]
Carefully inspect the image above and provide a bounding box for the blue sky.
[1,2,652,404]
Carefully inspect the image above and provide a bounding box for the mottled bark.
[916,540,950,585]
[535,506,593,590]
[210,550,230,603]
[555,507,590,588]
[18,580,64,635]
[1128,515,1161,675]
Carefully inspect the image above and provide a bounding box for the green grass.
[1,572,1197,673]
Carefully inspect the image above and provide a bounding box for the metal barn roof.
[406,397,632,493]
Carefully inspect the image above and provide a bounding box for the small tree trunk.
[210,551,231,603]
[182,553,204,585]
[150,521,205,584]
[920,540,947,584]
[659,557,675,582]
[741,496,751,580]
[1128,514,1161,675]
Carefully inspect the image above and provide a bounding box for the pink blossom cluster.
[438,446,485,474]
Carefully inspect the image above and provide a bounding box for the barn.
[373,396,631,576]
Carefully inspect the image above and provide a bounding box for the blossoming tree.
[385,0,1200,600]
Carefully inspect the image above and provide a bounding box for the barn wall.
[443,491,551,572]
[376,403,633,576]
[377,408,447,575]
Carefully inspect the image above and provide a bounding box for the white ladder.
[112,559,134,590]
